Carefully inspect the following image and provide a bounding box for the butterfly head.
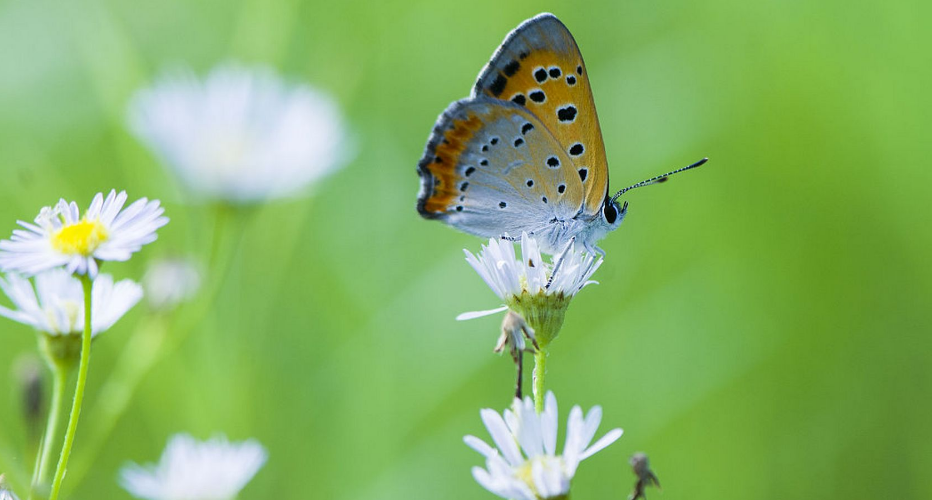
[574,198,627,254]
[600,198,627,232]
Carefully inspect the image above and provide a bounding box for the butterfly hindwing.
[473,13,609,216]
[417,97,583,238]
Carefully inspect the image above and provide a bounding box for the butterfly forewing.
[417,98,583,238]
[472,13,610,216]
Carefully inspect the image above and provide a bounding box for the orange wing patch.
[473,14,610,216]
[417,108,484,216]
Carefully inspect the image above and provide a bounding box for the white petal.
[480,409,523,467]
[541,391,558,456]
[456,306,508,321]
[579,428,623,461]
[463,435,497,459]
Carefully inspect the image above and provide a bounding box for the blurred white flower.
[142,258,201,311]
[465,392,623,500]
[0,190,168,277]
[0,269,142,337]
[128,62,349,204]
[120,433,267,500]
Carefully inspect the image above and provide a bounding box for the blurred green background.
[1,0,930,498]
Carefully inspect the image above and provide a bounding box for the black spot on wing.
[546,156,560,168]
[511,94,526,106]
[558,184,566,193]
[534,68,547,83]
[489,74,507,97]
[529,90,546,103]
[503,60,520,77]
[566,75,576,85]
[521,122,534,135]
[576,65,583,75]
[557,105,577,123]
[465,167,476,176]
[526,179,534,187]
[514,137,524,147]
[549,67,561,78]
[499,201,507,209]
[480,159,489,166]
[578,168,588,182]
[569,143,584,156]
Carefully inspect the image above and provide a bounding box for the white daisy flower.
[0,269,142,337]
[465,392,623,500]
[458,233,603,347]
[142,258,201,311]
[464,233,602,303]
[128,62,349,204]
[0,190,168,278]
[120,433,267,500]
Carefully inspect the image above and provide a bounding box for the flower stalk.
[48,274,93,500]
[533,349,548,414]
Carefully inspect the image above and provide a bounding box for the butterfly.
[416,13,706,255]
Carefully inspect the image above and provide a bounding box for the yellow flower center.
[513,456,569,500]
[515,461,536,490]
[51,218,108,256]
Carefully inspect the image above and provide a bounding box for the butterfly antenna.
[610,157,708,205]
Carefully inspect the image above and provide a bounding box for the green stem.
[533,348,547,413]
[29,365,68,499]
[63,205,242,495]
[48,274,94,500]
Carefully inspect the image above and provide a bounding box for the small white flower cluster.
[0,190,167,339]
[0,59,347,500]
[120,434,267,500]
[466,392,623,500]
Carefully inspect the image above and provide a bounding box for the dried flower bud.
[629,452,661,500]
[496,310,538,362]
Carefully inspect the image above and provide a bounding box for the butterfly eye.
[603,200,618,224]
